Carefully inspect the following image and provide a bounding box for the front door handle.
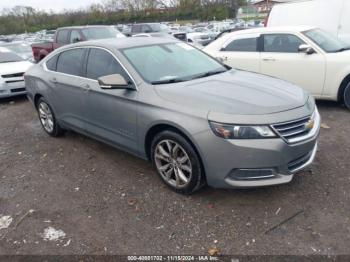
[81,83,90,92]
[262,57,276,62]
[49,77,58,84]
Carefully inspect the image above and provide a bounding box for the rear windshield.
[0,51,24,63]
[81,27,118,40]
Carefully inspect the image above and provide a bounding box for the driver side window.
[86,48,128,81]
[263,34,305,53]
[70,30,82,44]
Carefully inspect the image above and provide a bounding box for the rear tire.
[344,82,350,110]
[151,130,205,195]
[36,97,64,137]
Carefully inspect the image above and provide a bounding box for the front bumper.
[193,110,320,188]
[0,82,27,98]
[224,142,317,187]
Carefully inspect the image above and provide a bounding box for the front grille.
[288,151,313,173]
[1,72,24,78]
[11,88,25,93]
[272,116,311,143]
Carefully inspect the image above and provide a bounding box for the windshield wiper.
[151,78,187,85]
[336,47,350,52]
[190,69,227,80]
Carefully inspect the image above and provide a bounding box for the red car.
[32,25,124,62]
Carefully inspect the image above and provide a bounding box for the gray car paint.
[24,37,320,188]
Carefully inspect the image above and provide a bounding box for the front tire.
[151,130,205,195]
[344,82,350,109]
[37,97,64,137]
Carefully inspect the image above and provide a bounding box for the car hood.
[154,70,308,116]
[0,61,33,75]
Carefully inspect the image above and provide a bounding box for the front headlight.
[209,122,277,139]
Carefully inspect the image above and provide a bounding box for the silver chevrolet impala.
[24,37,320,194]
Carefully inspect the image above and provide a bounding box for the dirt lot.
[0,96,349,256]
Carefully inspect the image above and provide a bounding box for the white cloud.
[0,0,101,12]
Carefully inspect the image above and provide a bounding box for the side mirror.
[299,44,315,55]
[98,74,132,90]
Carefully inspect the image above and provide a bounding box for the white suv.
[203,26,350,109]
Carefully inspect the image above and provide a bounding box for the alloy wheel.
[38,102,54,133]
[154,139,192,189]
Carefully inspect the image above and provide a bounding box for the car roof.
[59,25,113,30]
[65,37,180,50]
[231,26,316,35]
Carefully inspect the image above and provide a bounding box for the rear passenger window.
[57,30,69,44]
[46,55,58,71]
[86,48,125,80]
[263,34,305,53]
[224,37,258,52]
[132,25,141,34]
[56,49,85,76]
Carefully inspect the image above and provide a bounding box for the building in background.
[253,0,303,14]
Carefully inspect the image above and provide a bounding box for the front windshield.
[303,28,348,52]
[122,42,228,84]
[0,51,24,63]
[82,27,119,40]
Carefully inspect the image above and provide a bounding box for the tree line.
[0,0,246,35]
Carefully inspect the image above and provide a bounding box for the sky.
[0,0,102,12]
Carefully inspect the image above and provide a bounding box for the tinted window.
[132,25,141,34]
[264,34,305,53]
[46,55,58,71]
[141,25,152,33]
[86,48,124,80]
[224,37,257,52]
[81,27,117,40]
[56,49,85,76]
[70,30,82,43]
[57,30,69,44]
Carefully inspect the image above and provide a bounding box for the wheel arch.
[338,74,350,103]
[144,123,206,180]
[34,93,44,108]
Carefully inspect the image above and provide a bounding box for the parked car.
[179,26,212,46]
[267,0,350,44]
[192,27,218,40]
[25,38,320,194]
[130,23,169,36]
[214,27,246,40]
[204,26,350,109]
[207,22,231,33]
[31,26,125,62]
[0,47,32,98]
[0,41,34,62]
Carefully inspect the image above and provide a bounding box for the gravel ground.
[0,96,349,256]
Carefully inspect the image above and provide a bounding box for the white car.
[0,47,33,98]
[203,26,350,108]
